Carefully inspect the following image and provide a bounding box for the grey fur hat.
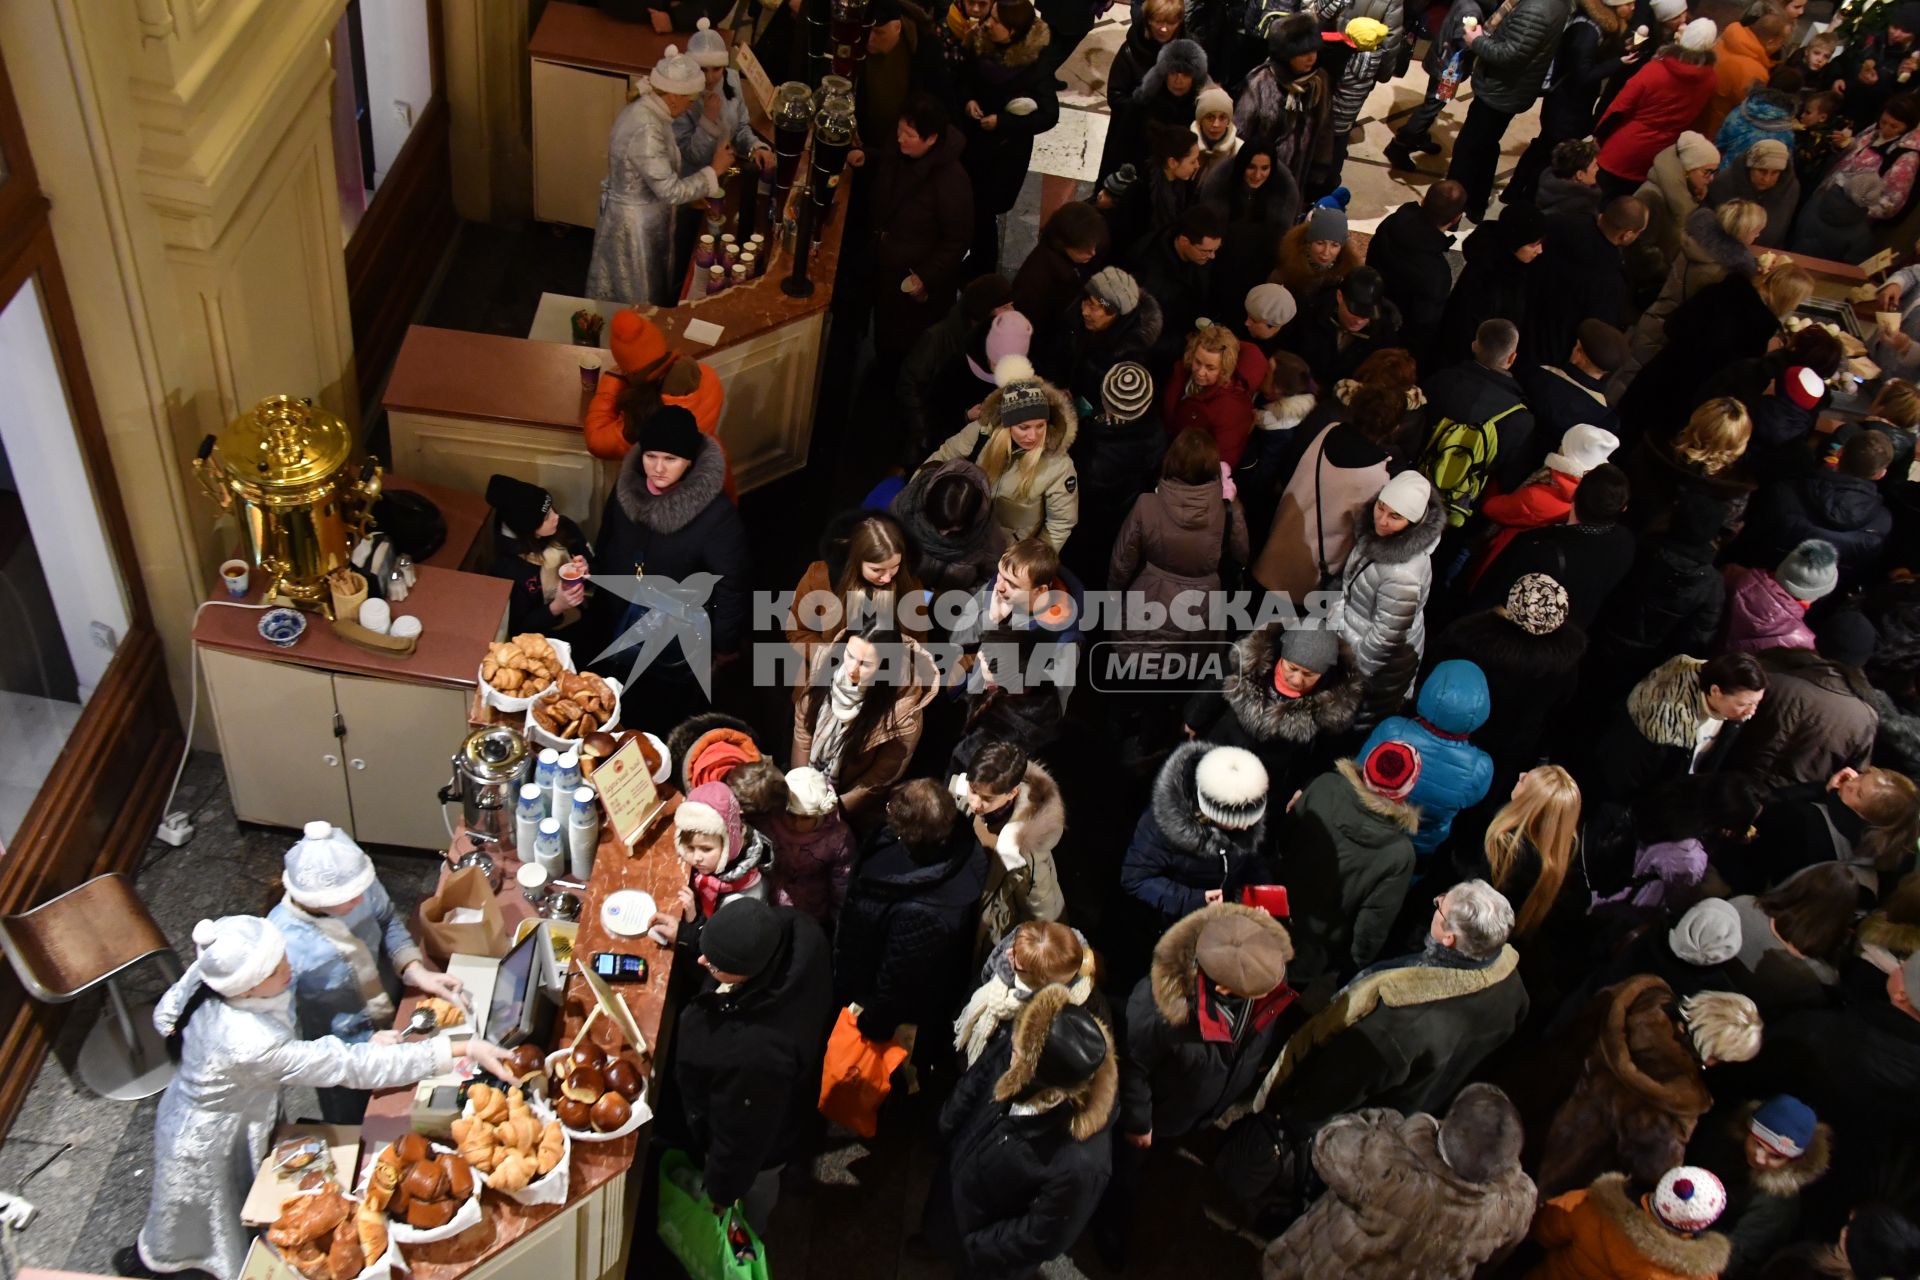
[1139,38,1209,100]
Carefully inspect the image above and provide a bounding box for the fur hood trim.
[1278,222,1361,286]
[615,433,727,533]
[1860,906,1920,954]
[1573,0,1628,36]
[994,985,1118,1140]
[1151,741,1271,855]
[1628,654,1712,749]
[1732,1102,1832,1196]
[1347,492,1446,566]
[1443,610,1589,680]
[1221,627,1363,744]
[1590,1174,1732,1277]
[972,760,1068,857]
[1336,377,1426,411]
[1332,757,1422,832]
[1148,901,1294,1026]
[1255,392,1318,431]
[968,14,1051,67]
[977,376,1078,456]
[1598,975,1713,1116]
[1256,943,1518,1108]
[1681,205,1759,274]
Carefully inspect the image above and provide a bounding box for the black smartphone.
[592,951,649,983]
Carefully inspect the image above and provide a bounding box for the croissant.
[423,996,465,1029]
[480,656,499,681]
[457,1126,500,1174]
[356,1205,388,1268]
[469,1083,509,1124]
[286,1240,329,1279]
[487,1148,537,1194]
[506,1088,532,1119]
[494,669,524,693]
[326,1219,364,1280]
[536,1121,565,1176]
[499,1114,541,1152]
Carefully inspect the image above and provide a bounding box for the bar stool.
[0,873,181,1100]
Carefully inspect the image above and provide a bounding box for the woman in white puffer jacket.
[1331,471,1446,728]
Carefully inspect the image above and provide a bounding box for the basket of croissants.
[525,670,623,750]
[266,1182,401,1280]
[356,1134,484,1245]
[478,634,571,713]
[454,1082,573,1206]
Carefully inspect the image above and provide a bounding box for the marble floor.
[0,690,83,846]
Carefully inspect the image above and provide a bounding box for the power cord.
[156,599,275,847]
[0,1141,69,1277]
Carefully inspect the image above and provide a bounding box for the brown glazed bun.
[562,1065,605,1103]
[393,1133,431,1165]
[590,1092,632,1132]
[568,1044,606,1073]
[445,1157,476,1202]
[555,1096,593,1130]
[603,1060,643,1102]
[405,1198,457,1230]
[400,1160,446,1202]
[505,1044,547,1080]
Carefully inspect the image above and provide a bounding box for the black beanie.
[702,898,781,976]
[962,274,1014,324]
[1818,610,1879,669]
[1032,1004,1109,1090]
[637,405,703,461]
[485,473,552,541]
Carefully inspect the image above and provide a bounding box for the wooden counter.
[361,807,689,1280]
[529,1,687,76]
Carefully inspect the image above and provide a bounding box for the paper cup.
[221,559,251,599]
[1879,310,1903,339]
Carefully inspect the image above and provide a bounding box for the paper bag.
[419,867,509,963]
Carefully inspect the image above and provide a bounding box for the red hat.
[686,727,760,788]
[1781,366,1824,411]
[610,309,671,377]
[1361,740,1421,801]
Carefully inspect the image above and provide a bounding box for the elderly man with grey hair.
[1251,879,1530,1142]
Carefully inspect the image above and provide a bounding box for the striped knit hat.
[1102,362,1155,421]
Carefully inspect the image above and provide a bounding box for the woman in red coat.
[1161,322,1267,468]
[1596,20,1720,194]
[1468,423,1621,589]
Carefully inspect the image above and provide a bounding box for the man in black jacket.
[1741,429,1896,584]
[1519,318,1625,469]
[1420,317,1537,520]
[895,274,1015,463]
[1470,461,1635,627]
[666,897,835,1229]
[1125,202,1225,367]
[1519,198,1647,371]
[1366,182,1467,362]
[1281,265,1405,384]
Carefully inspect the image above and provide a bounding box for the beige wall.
[0,0,358,740]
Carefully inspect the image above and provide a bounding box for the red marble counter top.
[190,565,509,689]
[530,2,686,75]
[359,807,688,1279]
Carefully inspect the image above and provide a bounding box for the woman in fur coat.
[1120,742,1272,928]
[925,989,1117,1279]
[1528,1169,1733,1280]
[1330,472,1447,727]
[1183,623,1364,800]
[1262,1084,1536,1280]
[1235,16,1336,194]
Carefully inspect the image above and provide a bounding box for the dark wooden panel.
[347,94,457,407]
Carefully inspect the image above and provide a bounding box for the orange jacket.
[583,307,734,496]
[1696,24,1775,139]
[1468,469,1580,589]
[1527,1177,1729,1280]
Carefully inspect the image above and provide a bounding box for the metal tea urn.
[194,395,382,613]
[441,724,532,850]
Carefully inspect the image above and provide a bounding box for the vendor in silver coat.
[267,820,470,1121]
[675,19,777,176]
[586,44,732,306]
[130,916,512,1280]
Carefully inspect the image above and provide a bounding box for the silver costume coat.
[137,995,447,1280]
[586,92,723,306]
[269,881,423,1043]
[673,70,765,170]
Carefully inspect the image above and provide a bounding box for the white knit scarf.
[281,892,393,1027]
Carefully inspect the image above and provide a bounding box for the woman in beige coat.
[1251,383,1399,602]
[927,356,1080,551]
[792,625,941,833]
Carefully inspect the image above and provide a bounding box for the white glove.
[995,822,1028,871]
[1006,97,1037,116]
[949,773,971,806]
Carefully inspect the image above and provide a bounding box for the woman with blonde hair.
[953,920,1102,1064]
[926,355,1081,550]
[1627,395,1759,534]
[1612,199,1769,397]
[1750,763,1920,894]
[1619,260,1814,437]
[1162,323,1267,468]
[1464,766,1582,938]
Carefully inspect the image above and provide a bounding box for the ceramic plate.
[600,889,657,938]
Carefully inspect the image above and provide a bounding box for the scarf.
[809,664,867,779]
[692,828,773,917]
[952,927,1095,1063]
[282,892,394,1027]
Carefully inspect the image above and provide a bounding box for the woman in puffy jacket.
[1595,23,1720,193]
[1161,323,1267,468]
[1613,201,1764,398]
[927,356,1081,550]
[1331,472,1447,728]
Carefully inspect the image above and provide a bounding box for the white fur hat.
[650,45,705,95]
[1194,746,1268,830]
[689,18,730,67]
[784,766,838,817]
[284,820,378,909]
[1677,17,1718,52]
[1378,470,1432,522]
[1546,423,1620,477]
[193,916,287,998]
[1651,0,1687,19]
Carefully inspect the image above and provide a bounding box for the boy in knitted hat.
[1529,1166,1731,1279]
[1274,741,1423,988]
[483,473,591,636]
[1059,358,1163,587]
[1722,538,1837,655]
[1685,1093,1830,1274]
[765,765,856,925]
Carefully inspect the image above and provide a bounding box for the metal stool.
[0,873,181,1100]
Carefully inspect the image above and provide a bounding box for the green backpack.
[1420,403,1523,527]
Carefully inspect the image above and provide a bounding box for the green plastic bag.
[657,1149,772,1280]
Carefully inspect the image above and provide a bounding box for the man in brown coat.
[1261,1083,1537,1280]
[1537,977,1762,1198]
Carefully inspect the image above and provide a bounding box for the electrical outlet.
[393,99,413,127]
[90,622,119,652]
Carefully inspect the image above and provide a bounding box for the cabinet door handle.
[322,754,340,767]
[351,758,367,770]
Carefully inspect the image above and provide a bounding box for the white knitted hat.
[193,916,287,997]
[1194,746,1268,830]
[784,766,838,817]
[1677,17,1718,52]
[284,820,378,909]
[1378,470,1432,522]
[1651,0,1687,19]
[1546,423,1620,477]
[1652,1167,1727,1233]
[650,45,705,95]
[688,18,730,67]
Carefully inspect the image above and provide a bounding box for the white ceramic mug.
[220,559,250,599]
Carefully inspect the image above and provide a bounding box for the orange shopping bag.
[817,1006,911,1138]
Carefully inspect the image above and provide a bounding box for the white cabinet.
[532,60,631,228]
